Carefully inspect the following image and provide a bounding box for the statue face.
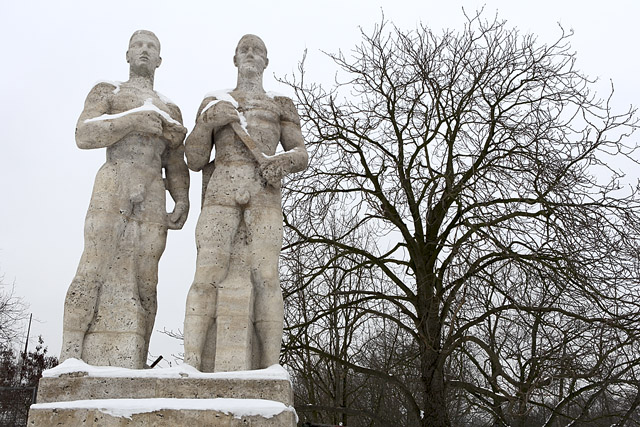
[234,36,268,75]
[126,33,162,76]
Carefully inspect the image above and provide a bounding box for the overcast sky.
[1,0,638,366]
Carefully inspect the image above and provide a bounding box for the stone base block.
[28,359,296,427]
[28,401,297,426]
[35,374,293,404]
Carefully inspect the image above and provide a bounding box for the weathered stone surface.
[28,362,296,427]
[183,34,308,372]
[59,30,190,369]
[28,406,297,427]
[36,376,293,405]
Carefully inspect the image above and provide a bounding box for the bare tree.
[281,10,640,426]
[282,213,421,426]
[0,276,28,350]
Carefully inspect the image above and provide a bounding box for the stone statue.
[60,30,190,369]
[183,34,308,372]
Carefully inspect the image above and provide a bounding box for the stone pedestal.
[28,359,296,427]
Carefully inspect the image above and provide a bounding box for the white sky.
[1,0,638,366]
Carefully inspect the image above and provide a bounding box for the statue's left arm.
[163,103,190,230]
[260,97,309,185]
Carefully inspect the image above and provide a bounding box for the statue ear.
[265,57,269,68]
[157,56,163,68]
[126,49,131,64]
[233,54,238,67]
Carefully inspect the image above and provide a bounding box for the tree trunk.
[420,346,449,426]
[418,295,449,427]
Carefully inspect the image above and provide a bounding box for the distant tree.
[0,347,19,387]
[0,336,58,426]
[0,277,28,349]
[282,213,420,426]
[0,274,58,425]
[19,336,59,387]
[281,10,640,427]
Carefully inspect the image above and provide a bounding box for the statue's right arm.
[75,83,161,149]
[184,97,216,171]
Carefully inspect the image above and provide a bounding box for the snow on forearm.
[237,110,248,132]
[84,98,181,126]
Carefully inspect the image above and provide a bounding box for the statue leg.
[245,206,284,368]
[183,204,241,369]
[137,222,168,365]
[60,256,100,361]
[60,210,123,362]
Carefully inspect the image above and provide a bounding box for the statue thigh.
[187,204,243,315]
[244,205,284,323]
[64,209,127,326]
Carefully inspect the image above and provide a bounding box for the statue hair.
[129,30,160,49]
[235,34,267,56]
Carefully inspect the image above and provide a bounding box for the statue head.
[126,30,162,77]
[233,34,269,75]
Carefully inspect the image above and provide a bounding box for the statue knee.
[251,266,280,289]
[63,302,95,329]
[140,296,157,317]
[186,281,218,315]
[63,279,98,327]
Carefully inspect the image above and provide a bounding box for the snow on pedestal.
[28,359,297,426]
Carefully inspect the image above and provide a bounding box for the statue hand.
[134,111,164,136]
[260,155,289,187]
[201,101,240,128]
[167,200,189,230]
[162,120,187,146]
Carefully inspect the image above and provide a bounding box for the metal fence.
[0,386,37,427]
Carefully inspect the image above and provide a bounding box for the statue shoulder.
[79,81,121,114]
[89,80,122,96]
[270,94,300,125]
[196,95,220,117]
[154,90,176,106]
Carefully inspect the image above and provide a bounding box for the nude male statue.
[183,34,308,370]
[60,30,189,368]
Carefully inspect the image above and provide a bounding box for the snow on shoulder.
[203,89,238,108]
[94,80,122,94]
[43,358,291,381]
[154,90,175,105]
[266,91,287,99]
[200,89,250,132]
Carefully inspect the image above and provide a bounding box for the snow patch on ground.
[43,358,291,381]
[30,397,294,420]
